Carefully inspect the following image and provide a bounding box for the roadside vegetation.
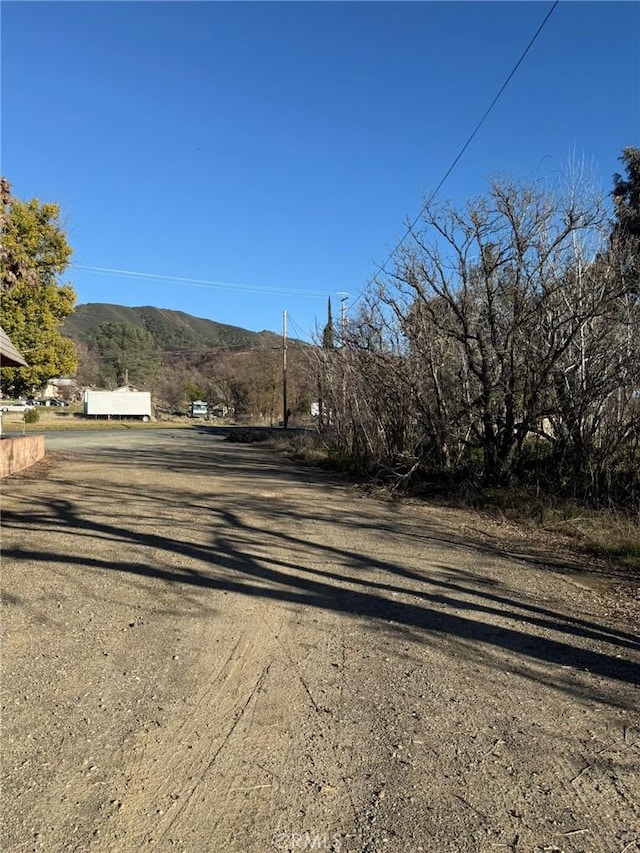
[2,152,638,569]
[253,428,640,573]
[312,150,639,519]
[248,150,640,571]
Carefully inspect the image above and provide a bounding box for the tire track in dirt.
[2,434,639,853]
[107,601,288,851]
[141,662,272,849]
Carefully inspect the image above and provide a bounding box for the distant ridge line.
[62,303,298,352]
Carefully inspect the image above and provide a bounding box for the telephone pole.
[339,296,348,414]
[282,309,288,429]
[340,295,348,342]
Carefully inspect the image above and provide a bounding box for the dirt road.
[2,430,639,853]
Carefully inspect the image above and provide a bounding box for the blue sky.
[2,1,638,340]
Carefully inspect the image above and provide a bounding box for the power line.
[164,343,271,355]
[164,339,311,356]
[71,3,558,332]
[348,0,559,314]
[70,264,331,300]
[282,313,325,374]
[287,312,317,343]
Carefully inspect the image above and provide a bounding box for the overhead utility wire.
[283,313,326,377]
[70,264,330,300]
[349,0,559,313]
[164,338,311,356]
[287,312,316,343]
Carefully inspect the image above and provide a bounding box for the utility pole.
[340,291,349,421]
[282,309,288,429]
[339,296,348,415]
[340,295,348,343]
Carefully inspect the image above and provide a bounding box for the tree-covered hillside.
[62,302,316,420]
[62,303,281,351]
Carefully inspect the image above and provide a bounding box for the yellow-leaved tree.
[1,178,77,397]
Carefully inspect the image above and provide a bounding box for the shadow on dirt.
[3,438,639,709]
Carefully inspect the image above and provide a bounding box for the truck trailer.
[83,390,152,421]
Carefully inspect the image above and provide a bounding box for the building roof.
[0,326,28,367]
[48,378,78,387]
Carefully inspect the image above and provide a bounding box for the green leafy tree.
[93,322,161,389]
[1,178,77,396]
[185,380,207,402]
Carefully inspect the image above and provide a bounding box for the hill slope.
[63,303,282,351]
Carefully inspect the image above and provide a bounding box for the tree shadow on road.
[2,441,639,711]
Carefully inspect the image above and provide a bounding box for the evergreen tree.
[93,322,161,389]
[322,297,334,349]
[611,147,640,291]
[612,146,640,239]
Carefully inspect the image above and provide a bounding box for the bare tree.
[319,171,639,506]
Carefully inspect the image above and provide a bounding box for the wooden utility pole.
[282,309,288,429]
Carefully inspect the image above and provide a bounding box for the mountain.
[61,303,315,419]
[62,303,282,351]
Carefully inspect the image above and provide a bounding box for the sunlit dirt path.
[2,430,639,852]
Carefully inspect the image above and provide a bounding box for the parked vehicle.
[190,400,208,418]
[32,398,68,406]
[83,390,152,421]
[1,401,35,412]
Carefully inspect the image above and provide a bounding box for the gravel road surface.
[2,429,639,853]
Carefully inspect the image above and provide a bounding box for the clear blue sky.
[2,1,638,340]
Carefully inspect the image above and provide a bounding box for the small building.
[43,378,79,401]
[0,326,28,368]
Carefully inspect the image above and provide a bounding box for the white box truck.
[83,390,152,421]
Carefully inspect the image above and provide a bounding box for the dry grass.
[1,407,196,432]
[453,488,640,573]
[263,430,330,465]
[543,509,640,570]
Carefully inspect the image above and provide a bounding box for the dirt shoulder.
[1,432,639,853]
